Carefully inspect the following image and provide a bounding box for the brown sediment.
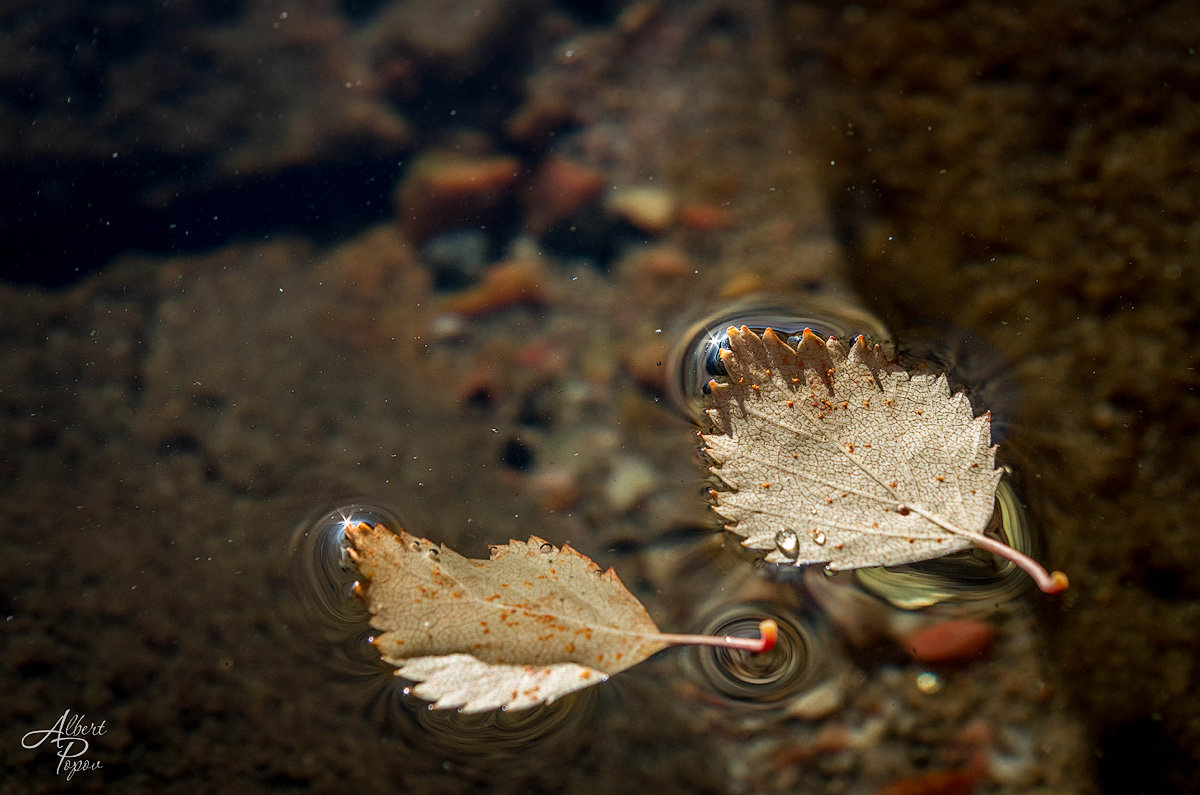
[800,2,1200,788]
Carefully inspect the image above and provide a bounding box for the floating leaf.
[346,522,776,712]
[702,326,1067,594]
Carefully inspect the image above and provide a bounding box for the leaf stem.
[907,504,1068,594]
[655,619,778,653]
[961,528,1069,594]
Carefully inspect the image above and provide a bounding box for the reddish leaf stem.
[965,529,1069,594]
[655,619,778,653]
[910,505,1069,595]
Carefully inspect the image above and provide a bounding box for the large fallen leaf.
[702,326,1066,594]
[346,523,775,712]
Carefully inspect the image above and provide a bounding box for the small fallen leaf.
[703,326,1067,594]
[346,522,776,712]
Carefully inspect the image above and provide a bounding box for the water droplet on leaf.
[774,529,800,559]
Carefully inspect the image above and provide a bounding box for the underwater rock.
[522,155,607,234]
[438,259,546,316]
[603,455,661,513]
[620,244,694,288]
[903,619,996,665]
[678,202,732,230]
[878,769,976,795]
[364,0,547,81]
[606,186,678,234]
[526,468,582,512]
[395,150,522,243]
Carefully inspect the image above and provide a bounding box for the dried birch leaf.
[703,326,1067,594]
[346,523,775,712]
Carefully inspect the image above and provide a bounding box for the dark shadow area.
[0,155,401,289]
[1096,717,1185,795]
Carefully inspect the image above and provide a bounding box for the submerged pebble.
[396,149,522,243]
[439,259,547,316]
[878,769,976,795]
[904,619,995,665]
[606,185,677,233]
[603,456,661,513]
[522,155,606,234]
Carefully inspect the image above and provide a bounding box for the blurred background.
[2,1,1197,792]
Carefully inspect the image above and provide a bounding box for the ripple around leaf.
[345,524,778,712]
[702,326,1066,594]
[854,479,1038,608]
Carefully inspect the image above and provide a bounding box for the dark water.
[4,1,1198,792]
